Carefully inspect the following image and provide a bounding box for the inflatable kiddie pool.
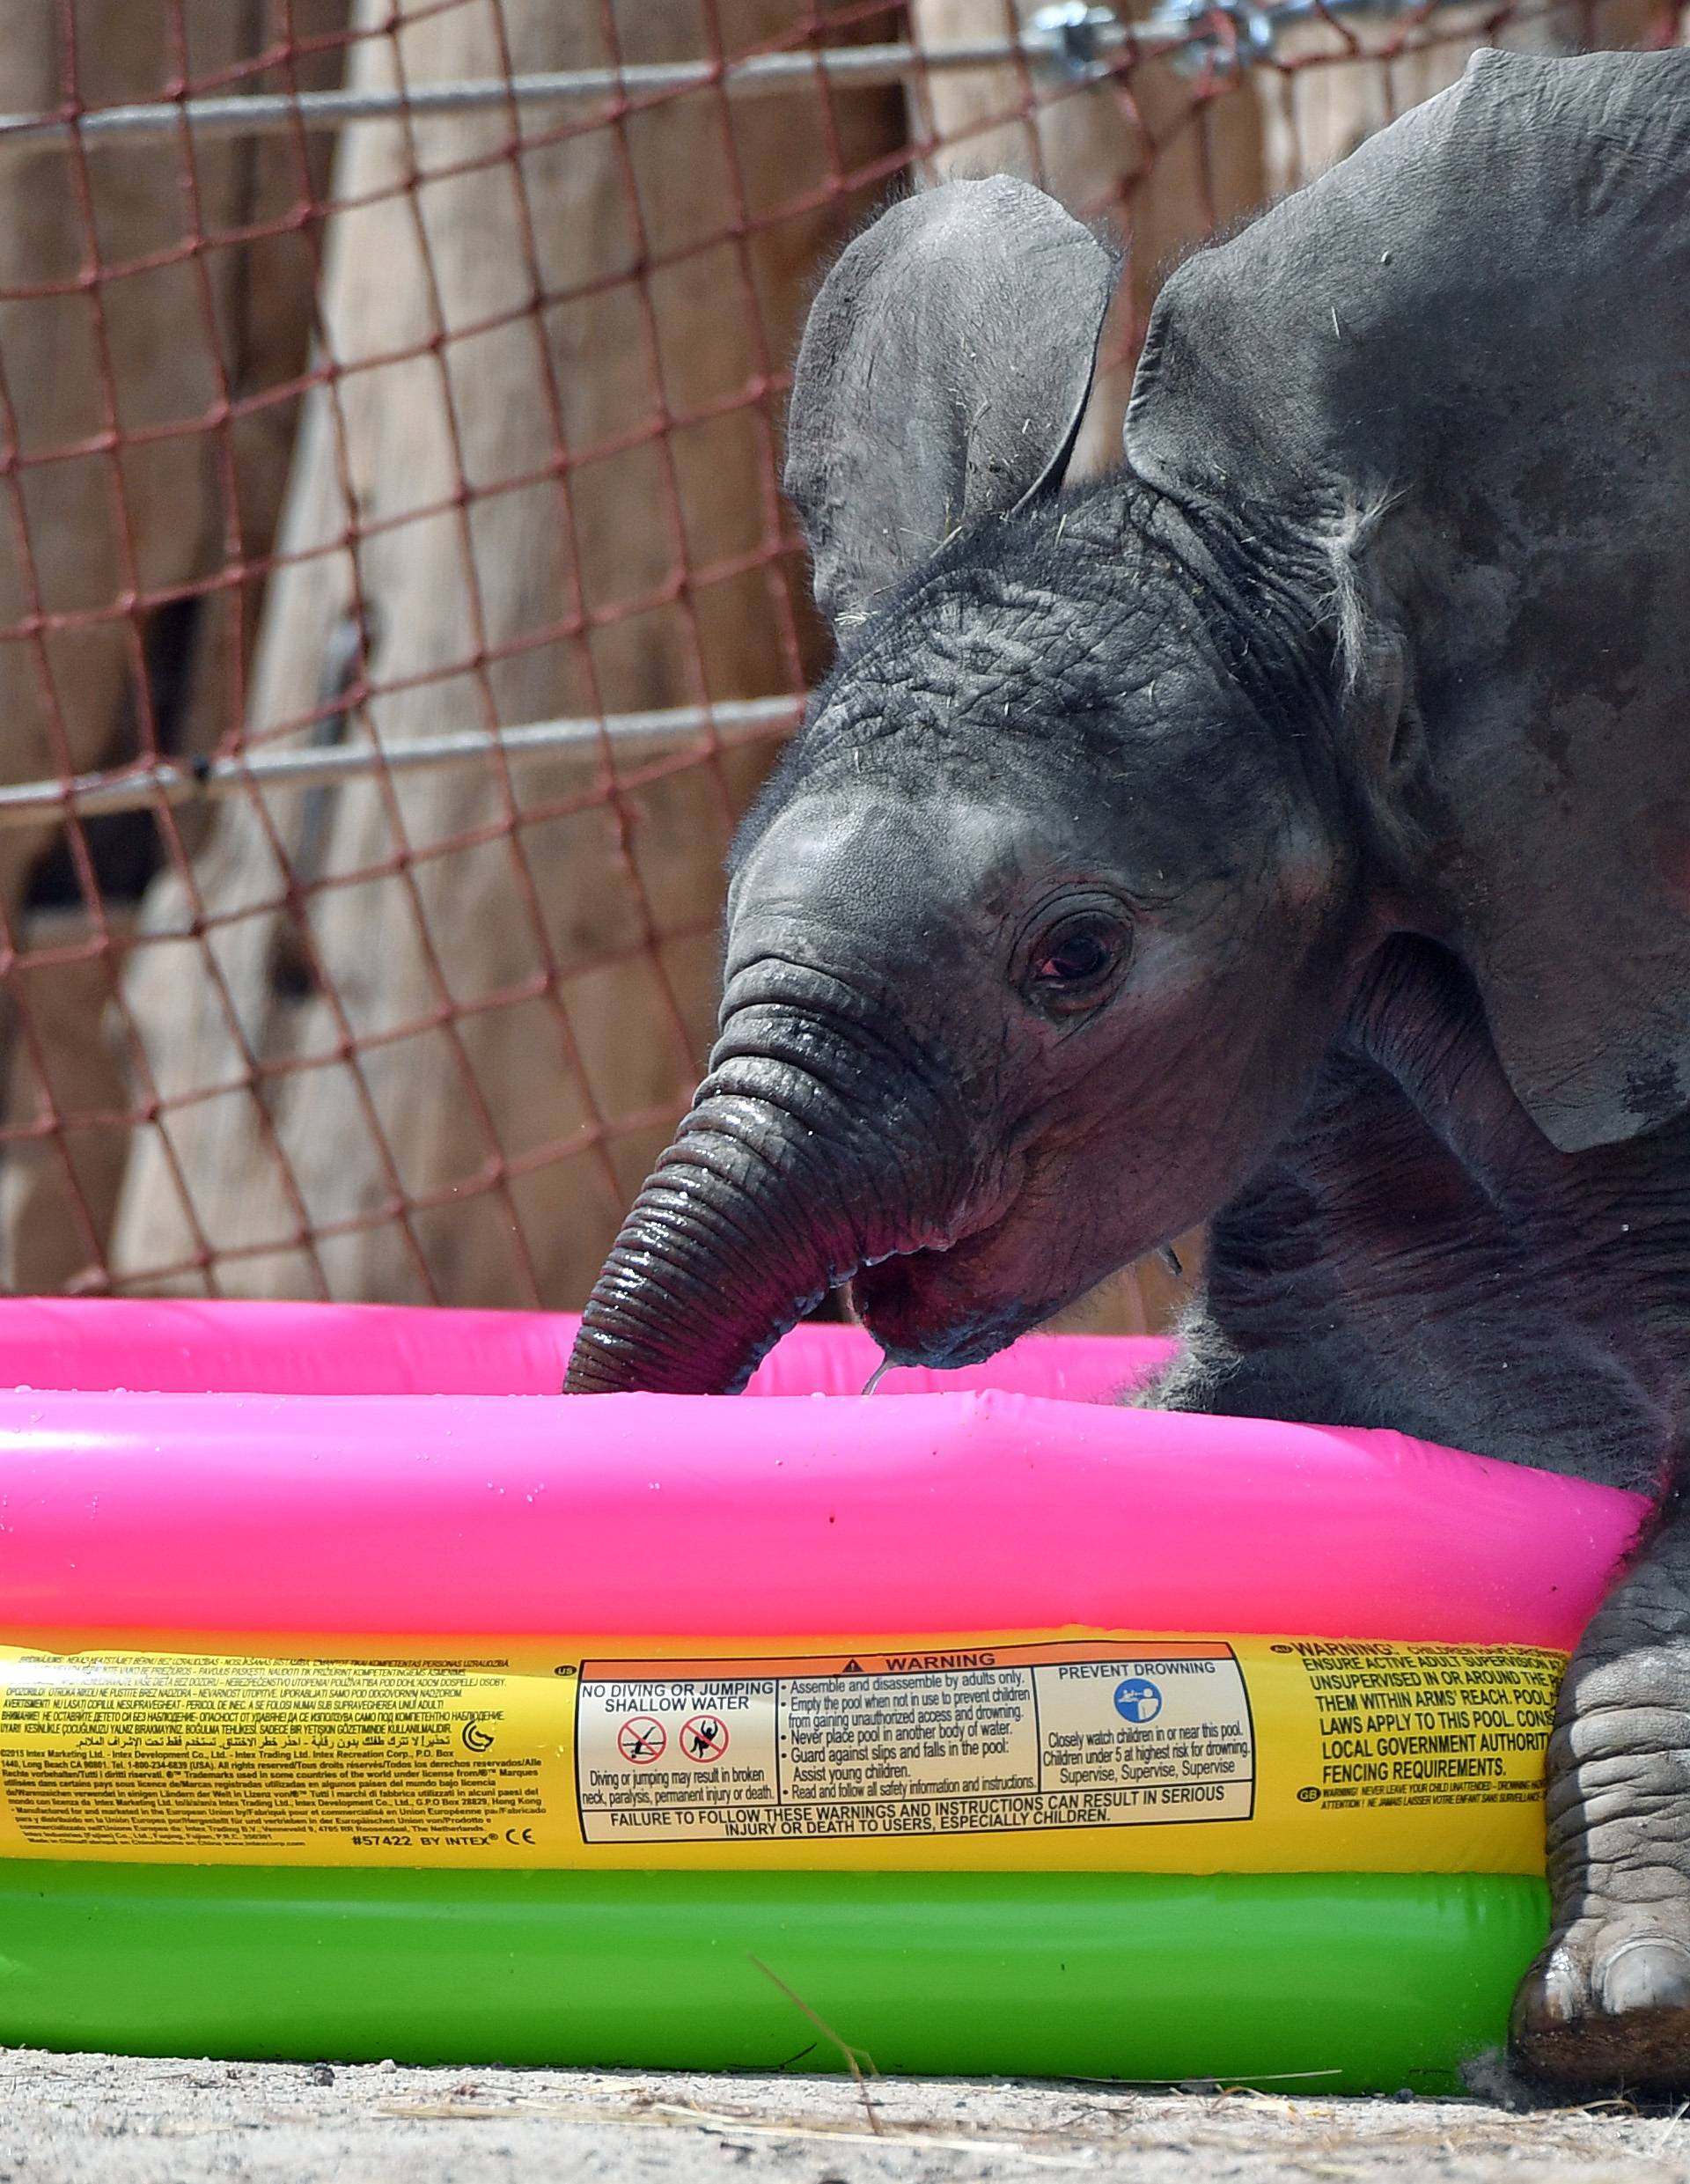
[0,1298,1650,2090]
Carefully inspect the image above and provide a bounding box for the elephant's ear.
[785,177,1116,628]
[1123,48,1690,1152]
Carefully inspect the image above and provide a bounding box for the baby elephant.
[569,50,1690,2088]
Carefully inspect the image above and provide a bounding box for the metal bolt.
[1025,3,1128,80]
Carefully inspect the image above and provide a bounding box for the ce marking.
[505,1827,536,1847]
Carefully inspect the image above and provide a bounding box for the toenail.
[1596,1938,1690,2016]
[1515,1950,1583,2031]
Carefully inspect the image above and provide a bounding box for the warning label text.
[574,1641,1256,1843]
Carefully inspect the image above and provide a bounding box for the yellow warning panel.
[574,1640,1257,1846]
[0,1634,1563,1875]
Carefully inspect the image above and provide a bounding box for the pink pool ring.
[0,1298,1644,1648]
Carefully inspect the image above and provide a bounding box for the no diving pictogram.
[680,1714,729,1763]
[618,1716,666,1764]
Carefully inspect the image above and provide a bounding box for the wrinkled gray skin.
[569,51,1690,2091]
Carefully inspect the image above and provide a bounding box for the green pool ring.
[0,1862,1545,2093]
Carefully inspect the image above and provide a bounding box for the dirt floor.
[8,2052,1690,2184]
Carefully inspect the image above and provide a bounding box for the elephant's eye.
[1023,910,1129,1015]
[1040,930,1111,982]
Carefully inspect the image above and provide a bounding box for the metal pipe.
[0,0,1451,148]
[0,24,1135,150]
[0,697,805,831]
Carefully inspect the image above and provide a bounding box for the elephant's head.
[568,61,1690,1393]
[565,179,1380,1395]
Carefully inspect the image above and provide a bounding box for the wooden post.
[0,4,344,1290]
[111,0,904,1302]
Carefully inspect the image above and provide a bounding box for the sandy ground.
[7,2052,1690,2183]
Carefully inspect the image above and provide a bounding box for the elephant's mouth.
[850,1249,1040,1368]
[849,1184,1050,1369]
[849,1145,1173,1371]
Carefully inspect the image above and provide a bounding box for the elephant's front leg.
[1511,1499,1690,2092]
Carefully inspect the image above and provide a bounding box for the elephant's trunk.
[564,1008,959,1395]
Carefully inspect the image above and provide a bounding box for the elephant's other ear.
[1119,48,1690,1152]
[784,176,1116,629]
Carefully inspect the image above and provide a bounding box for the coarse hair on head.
[1320,488,1403,694]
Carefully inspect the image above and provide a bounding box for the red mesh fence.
[0,0,1680,1315]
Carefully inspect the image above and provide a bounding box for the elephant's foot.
[1509,1636,1690,2094]
[1511,1915,1690,2092]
